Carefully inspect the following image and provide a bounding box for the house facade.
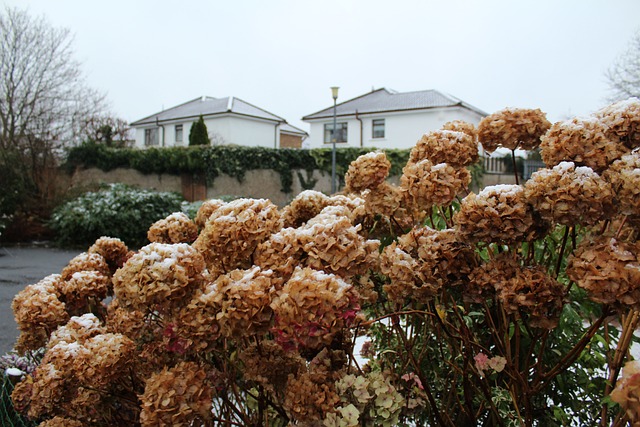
[130,96,307,149]
[301,88,487,150]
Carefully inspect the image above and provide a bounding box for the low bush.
[49,183,185,248]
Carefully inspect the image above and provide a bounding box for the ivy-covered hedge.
[64,144,411,193]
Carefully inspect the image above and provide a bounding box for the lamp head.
[331,86,339,100]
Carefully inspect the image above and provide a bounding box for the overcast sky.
[3,0,640,131]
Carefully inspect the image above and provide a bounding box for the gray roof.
[280,123,307,136]
[131,96,285,126]
[302,88,488,121]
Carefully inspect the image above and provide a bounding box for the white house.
[130,96,307,149]
[301,88,487,150]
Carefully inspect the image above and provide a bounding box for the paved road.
[0,246,80,355]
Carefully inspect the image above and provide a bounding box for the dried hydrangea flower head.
[410,227,477,288]
[88,236,130,274]
[36,416,84,427]
[603,150,640,216]
[363,182,403,218]
[442,119,477,138]
[194,198,226,229]
[595,97,640,150]
[401,159,470,212]
[344,151,391,192]
[281,190,331,228]
[283,361,341,423]
[47,313,105,349]
[298,206,380,278]
[193,198,282,275]
[147,212,198,244]
[540,116,628,172]
[139,361,213,427]
[567,236,640,310]
[468,253,565,328]
[610,360,640,424]
[208,266,276,338]
[524,162,614,227]
[410,129,478,167]
[105,298,147,340]
[12,275,69,353]
[380,242,430,304]
[454,184,540,244]
[271,267,359,351]
[57,270,110,316]
[72,333,135,389]
[113,242,206,313]
[60,252,110,281]
[239,339,305,396]
[254,226,303,280]
[477,108,551,152]
[327,194,368,224]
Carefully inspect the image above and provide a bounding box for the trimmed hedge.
[64,144,412,193]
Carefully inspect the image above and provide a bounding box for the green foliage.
[189,115,210,146]
[49,183,185,248]
[63,144,413,194]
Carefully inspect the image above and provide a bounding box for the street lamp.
[330,86,339,194]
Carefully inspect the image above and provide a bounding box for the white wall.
[133,115,279,149]
[304,107,484,150]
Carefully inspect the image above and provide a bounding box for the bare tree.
[605,30,640,101]
[0,7,106,212]
[81,115,133,147]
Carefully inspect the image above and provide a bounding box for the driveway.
[0,246,80,355]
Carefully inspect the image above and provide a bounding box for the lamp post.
[330,86,339,194]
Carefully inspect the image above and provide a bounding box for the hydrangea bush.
[6,98,640,426]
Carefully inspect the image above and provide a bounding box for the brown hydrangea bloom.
[524,162,614,226]
[193,198,282,275]
[72,333,136,389]
[567,236,640,309]
[604,151,640,216]
[254,227,304,280]
[239,339,305,396]
[11,374,33,414]
[112,243,206,313]
[139,361,214,427]
[173,281,222,352]
[283,368,340,423]
[477,108,551,152]
[60,252,110,281]
[208,266,276,338]
[344,152,391,192]
[194,198,226,229]
[47,314,105,350]
[327,194,368,224]
[12,275,69,353]
[610,360,640,424]
[147,212,198,244]
[298,208,379,278]
[271,267,359,351]
[442,120,477,139]
[401,160,470,212]
[595,98,640,149]
[281,190,331,228]
[411,227,477,288]
[57,271,110,315]
[495,264,565,329]
[465,253,514,304]
[37,417,83,427]
[454,184,540,244]
[88,236,130,274]
[363,182,403,218]
[540,116,628,172]
[410,130,478,167]
[380,242,430,304]
[105,299,147,340]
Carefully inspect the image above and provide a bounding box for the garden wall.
[70,167,333,206]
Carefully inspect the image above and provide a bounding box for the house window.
[324,122,348,143]
[175,124,183,143]
[144,128,158,146]
[372,119,385,139]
